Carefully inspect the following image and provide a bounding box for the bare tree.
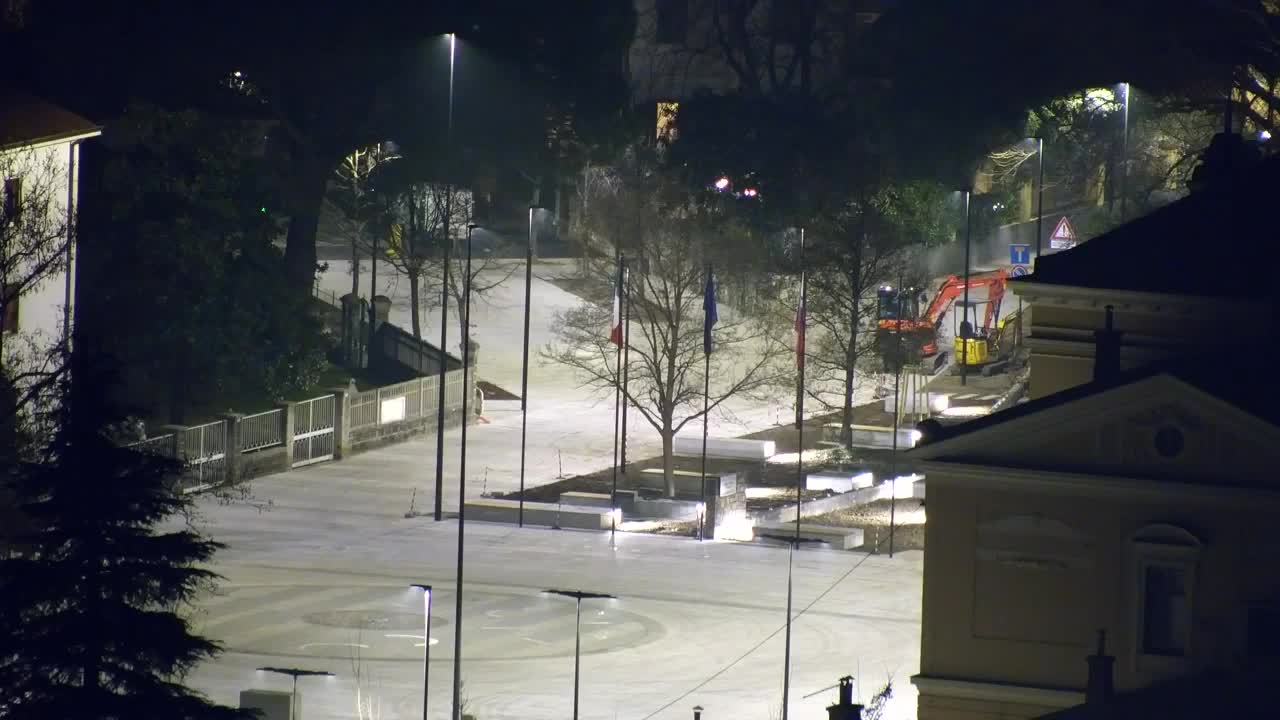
[377,182,472,341]
[328,142,400,302]
[546,177,785,496]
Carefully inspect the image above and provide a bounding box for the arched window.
[1130,524,1201,670]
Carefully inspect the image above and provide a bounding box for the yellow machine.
[953,302,1024,367]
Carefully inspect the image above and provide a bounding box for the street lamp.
[544,589,617,720]
[410,584,433,720]
[519,206,547,528]
[452,222,479,720]
[1119,82,1131,223]
[960,189,972,387]
[762,535,824,720]
[435,32,459,522]
[1034,136,1045,263]
[257,667,334,720]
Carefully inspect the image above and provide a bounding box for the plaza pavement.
[177,257,923,719]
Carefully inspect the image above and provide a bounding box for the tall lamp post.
[257,667,334,720]
[435,32,459,522]
[1119,82,1131,223]
[960,189,972,386]
[519,206,545,527]
[451,223,477,720]
[544,589,616,720]
[410,584,434,720]
[1035,136,1045,263]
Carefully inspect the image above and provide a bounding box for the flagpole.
[890,279,904,559]
[783,227,806,720]
[621,265,632,474]
[699,263,714,542]
[610,254,625,546]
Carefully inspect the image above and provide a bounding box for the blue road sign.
[1011,265,1029,278]
[1010,244,1031,265]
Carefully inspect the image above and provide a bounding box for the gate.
[292,394,336,467]
[177,421,227,494]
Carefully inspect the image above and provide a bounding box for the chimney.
[1092,306,1123,383]
[826,676,864,720]
[1086,629,1115,707]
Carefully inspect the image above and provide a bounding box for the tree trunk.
[409,271,421,339]
[661,426,675,498]
[285,162,327,296]
[841,289,859,447]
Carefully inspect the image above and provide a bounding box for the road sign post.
[1009,244,1031,265]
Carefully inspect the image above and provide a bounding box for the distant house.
[0,93,101,357]
[909,144,1280,720]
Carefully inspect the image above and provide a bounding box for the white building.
[0,93,100,359]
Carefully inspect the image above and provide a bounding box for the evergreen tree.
[0,357,250,720]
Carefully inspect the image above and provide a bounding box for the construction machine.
[877,268,1010,369]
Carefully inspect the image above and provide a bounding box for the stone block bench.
[806,471,875,493]
[822,423,918,448]
[753,522,865,550]
[558,491,614,509]
[464,499,614,530]
[637,468,710,496]
[672,436,776,460]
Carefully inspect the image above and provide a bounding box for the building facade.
[910,358,1280,719]
[0,94,100,358]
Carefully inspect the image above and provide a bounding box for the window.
[1130,524,1201,672]
[1,283,17,334]
[2,176,21,221]
[655,0,688,44]
[1247,606,1280,659]
[1141,564,1190,655]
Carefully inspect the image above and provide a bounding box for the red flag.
[609,263,624,346]
[794,294,806,369]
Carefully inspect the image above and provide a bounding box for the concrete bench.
[637,469,706,496]
[753,523,865,550]
[464,499,615,530]
[558,492,613,509]
[823,423,918,449]
[672,436,775,460]
[806,471,875,493]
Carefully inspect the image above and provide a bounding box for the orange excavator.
[877,268,1009,368]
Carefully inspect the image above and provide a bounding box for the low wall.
[239,446,289,481]
[348,407,466,454]
[632,497,701,520]
[753,477,923,524]
[464,499,613,530]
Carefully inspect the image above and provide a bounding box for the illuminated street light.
[257,667,334,720]
[1261,129,1272,142]
[714,176,730,191]
[742,187,759,198]
[544,589,617,720]
[410,584,433,720]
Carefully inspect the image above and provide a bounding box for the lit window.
[656,101,679,144]
[655,0,688,44]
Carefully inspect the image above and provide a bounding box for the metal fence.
[175,420,227,493]
[240,409,283,452]
[347,369,466,432]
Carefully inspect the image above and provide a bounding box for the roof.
[912,348,1280,451]
[1037,661,1278,719]
[1012,150,1280,300]
[0,93,101,150]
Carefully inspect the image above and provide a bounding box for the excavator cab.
[953,300,993,366]
[876,285,925,372]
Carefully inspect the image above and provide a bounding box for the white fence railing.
[240,409,284,452]
[175,420,227,493]
[348,368,466,432]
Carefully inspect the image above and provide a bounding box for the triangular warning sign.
[1050,217,1076,242]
